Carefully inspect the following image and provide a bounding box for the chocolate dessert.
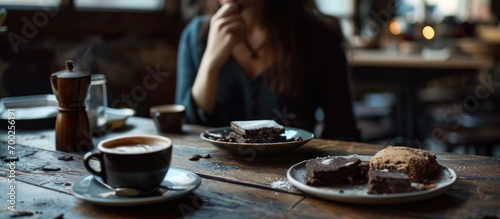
[229,120,285,143]
[303,147,441,195]
[352,161,370,183]
[370,146,439,182]
[305,157,361,185]
[367,169,413,194]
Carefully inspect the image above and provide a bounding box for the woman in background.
[175,0,360,141]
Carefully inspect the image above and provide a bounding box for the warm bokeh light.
[422,26,435,40]
[389,19,402,36]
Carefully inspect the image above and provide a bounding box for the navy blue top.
[175,16,360,141]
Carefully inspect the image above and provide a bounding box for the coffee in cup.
[104,143,165,153]
[83,135,172,194]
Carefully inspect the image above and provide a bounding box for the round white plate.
[72,168,201,206]
[200,127,314,156]
[287,155,457,204]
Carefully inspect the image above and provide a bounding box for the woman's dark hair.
[200,0,343,97]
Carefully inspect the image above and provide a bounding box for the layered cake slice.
[305,157,361,185]
[367,169,413,194]
[229,120,285,143]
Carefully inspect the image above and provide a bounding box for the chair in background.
[354,92,396,143]
[426,97,500,156]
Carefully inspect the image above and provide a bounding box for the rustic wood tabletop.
[1,117,499,219]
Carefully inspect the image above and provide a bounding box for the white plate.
[72,168,201,206]
[0,94,58,129]
[200,127,314,156]
[287,155,457,204]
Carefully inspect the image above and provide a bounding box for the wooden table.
[1,117,499,218]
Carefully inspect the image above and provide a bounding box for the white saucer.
[72,168,201,206]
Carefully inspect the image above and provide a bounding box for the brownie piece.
[367,169,413,194]
[228,131,286,143]
[352,161,370,183]
[229,120,285,143]
[370,146,439,182]
[305,157,361,185]
[230,120,284,138]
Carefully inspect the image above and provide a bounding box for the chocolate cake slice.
[352,161,370,183]
[367,169,413,194]
[229,120,285,143]
[305,157,361,185]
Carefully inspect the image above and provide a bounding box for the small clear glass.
[87,74,108,132]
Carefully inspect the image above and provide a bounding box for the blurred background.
[0,0,499,156]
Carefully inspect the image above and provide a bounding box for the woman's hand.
[204,3,245,69]
[192,2,245,112]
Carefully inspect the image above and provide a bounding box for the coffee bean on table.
[42,166,61,171]
[188,155,200,161]
[3,156,19,162]
[12,211,35,217]
[188,153,211,161]
[58,155,73,161]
